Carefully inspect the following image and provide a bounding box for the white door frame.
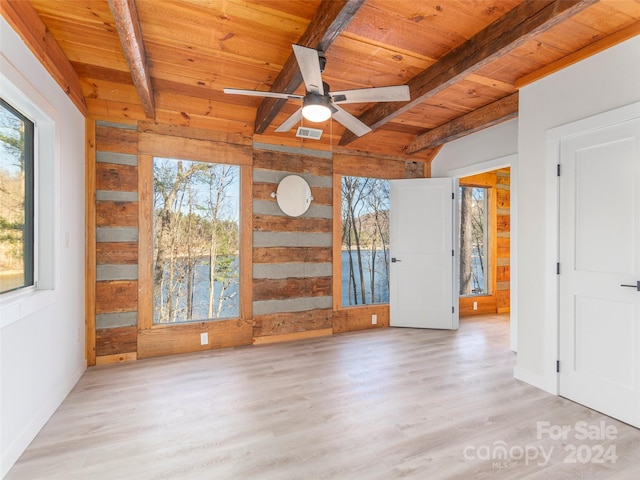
[546,101,640,395]
[446,154,518,352]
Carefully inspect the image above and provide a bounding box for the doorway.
[447,154,517,351]
[458,168,511,317]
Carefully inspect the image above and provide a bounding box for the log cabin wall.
[94,122,139,363]
[88,120,429,364]
[252,147,334,344]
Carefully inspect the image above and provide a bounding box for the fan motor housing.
[302,92,332,122]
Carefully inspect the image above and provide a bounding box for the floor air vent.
[296,126,323,140]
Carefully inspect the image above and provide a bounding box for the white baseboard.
[514,366,557,396]
[1,362,86,479]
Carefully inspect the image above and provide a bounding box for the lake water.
[155,257,239,323]
[155,250,391,323]
[342,249,389,306]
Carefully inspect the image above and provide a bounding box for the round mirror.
[276,175,313,217]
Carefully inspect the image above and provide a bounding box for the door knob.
[391,257,402,263]
[620,281,640,291]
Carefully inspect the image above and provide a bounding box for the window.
[341,176,390,306]
[153,157,240,323]
[0,98,34,295]
[459,185,489,296]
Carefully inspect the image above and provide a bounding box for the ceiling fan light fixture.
[302,94,331,123]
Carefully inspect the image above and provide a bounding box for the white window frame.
[0,53,58,328]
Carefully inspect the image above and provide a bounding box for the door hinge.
[556,262,560,275]
[452,249,455,257]
[452,306,455,314]
[452,192,455,200]
[556,360,560,373]
[557,164,561,176]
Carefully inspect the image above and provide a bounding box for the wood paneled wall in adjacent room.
[495,168,511,313]
[458,168,511,317]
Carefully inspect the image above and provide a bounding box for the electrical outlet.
[473,301,478,311]
[372,314,377,325]
[200,332,208,345]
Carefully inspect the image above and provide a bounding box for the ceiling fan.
[224,44,410,137]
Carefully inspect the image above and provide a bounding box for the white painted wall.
[431,119,518,177]
[0,18,86,478]
[431,37,640,397]
[515,36,640,393]
[431,119,519,351]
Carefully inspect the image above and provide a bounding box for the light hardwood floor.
[6,315,640,479]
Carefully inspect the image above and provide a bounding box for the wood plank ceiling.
[15,0,640,158]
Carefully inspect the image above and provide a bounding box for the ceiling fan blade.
[331,85,410,104]
[223,88,302,100]
[292,44,324,95]
[331,105,371,137]
[275,108,303,132]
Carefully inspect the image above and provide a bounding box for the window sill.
[0,288,55,329]
[340,303,389,310]
[148,317,242,329]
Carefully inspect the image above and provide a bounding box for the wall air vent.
[296,126,323,140]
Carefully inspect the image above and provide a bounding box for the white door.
[559,117,640,427]
[389,178,458,329]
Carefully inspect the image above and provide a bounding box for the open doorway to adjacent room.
[458,168,511,318]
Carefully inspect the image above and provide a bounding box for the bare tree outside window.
[459,186,488,296]
[341,176,389,306]
[0,99,34,294]
[153,158,239,323]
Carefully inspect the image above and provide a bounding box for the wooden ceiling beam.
[108,0,156,120]
[1,0,88,115]
[407,93,519,154]
[339,0,597,146]
[253,0,365,134]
